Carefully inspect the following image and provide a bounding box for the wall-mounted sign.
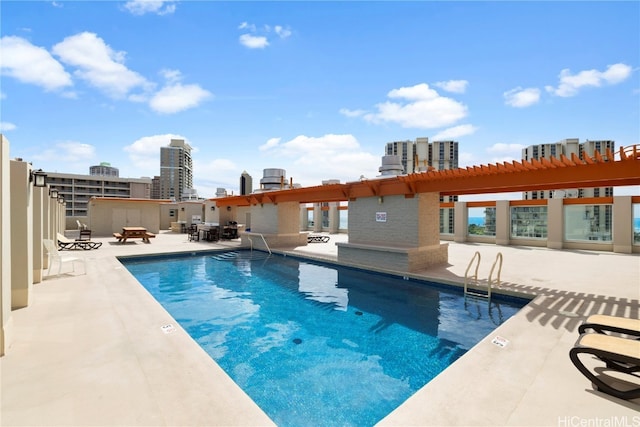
[376,212,387,222]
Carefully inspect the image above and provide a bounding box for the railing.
[248,233,272,255]
[464,251,502,299]
[464,251,481,296]
[487,252,503,299]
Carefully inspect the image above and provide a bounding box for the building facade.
[160,139,193,201]
[385,137,459,232]
[46,172,152,217]
[240,171,253,195]
[89,162,119,177]
[522,138,615,200]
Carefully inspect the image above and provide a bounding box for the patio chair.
[188,224,199,241]
[43,239,86,276]
[578,315,640,338]
[57,233,102,250]
[569,333,640,400]
[78,229,92,241]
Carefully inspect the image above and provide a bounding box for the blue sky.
[1,1,639,198]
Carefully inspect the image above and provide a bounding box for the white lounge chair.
[43,239,86,276]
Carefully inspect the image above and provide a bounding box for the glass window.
[564,204,612,242]
[439,208,454,234]
[511,206,548,239]
[339,207,348,230]
[307,209,314,228]
[468,207,495,236]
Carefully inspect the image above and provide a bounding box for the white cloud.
[52,32,150,99]
[432,124,478,140]
[259,137,281,151]
[159,68,182,84]
[32,141,96,164]
[353,83,468,129]
[339,108,367,118]
[238,22,256,31]
[0,122,17,131]
[545,63,632,97]
[487,143,525,153]
[0,36,73,91]
[239,34,269,49]
[503,87,541,107]
[149,82,211,114]
[123,0,176,15]
[238,22,291,49]
[274,26,292,39]
[434,80,468,94]
[258,134,379,186]
[123,134,187,173]
[486,143,526,164]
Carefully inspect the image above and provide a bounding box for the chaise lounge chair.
[578,314,640,338]
[570,332,640,400]
[57,233,102,250]
[308,235,330,243]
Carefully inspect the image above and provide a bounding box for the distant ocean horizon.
[469,217,484,226]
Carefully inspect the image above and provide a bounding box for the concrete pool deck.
[1,231,638,426]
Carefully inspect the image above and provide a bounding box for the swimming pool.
[121,250,527,426]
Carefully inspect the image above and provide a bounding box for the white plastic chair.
[43,239,86,276]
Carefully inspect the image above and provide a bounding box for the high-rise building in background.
[151,176,161,199]
[385,138,458,174]
[159,139,193,201]
[521,138,615,200]
[385,137,459,233]
[90,162,119,177]
[428,140,459,171]
[240,171,253,195]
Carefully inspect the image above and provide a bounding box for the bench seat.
[113,232,123,240]
[144,232,156,239]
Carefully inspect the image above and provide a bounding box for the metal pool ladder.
[464,251,503,299]
[248,233,272,255]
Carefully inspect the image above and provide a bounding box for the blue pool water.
[121,251,527,426]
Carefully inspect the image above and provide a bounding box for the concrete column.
[495,200,510,246]
[328,202,339,233]
[313,203,322,232]
[454,201,468,243]
[32,186,45,284]
[612,196,633,254]
[1,135,13,356]
[547,198,564,249]
[299,205,308,231]
[42,189,50,270]
[337,192,448,272]
[10,160,33,309]
[242,201,306,249]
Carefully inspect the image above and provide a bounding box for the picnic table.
[113,227,156,243]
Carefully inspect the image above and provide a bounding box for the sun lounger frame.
[569,333,640,400]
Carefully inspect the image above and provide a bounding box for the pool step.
[211,251,272,262]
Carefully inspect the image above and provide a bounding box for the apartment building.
[385,137,459,233]
[160,139,193,201]
[46,172,152,217]
[522,138,615,200]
